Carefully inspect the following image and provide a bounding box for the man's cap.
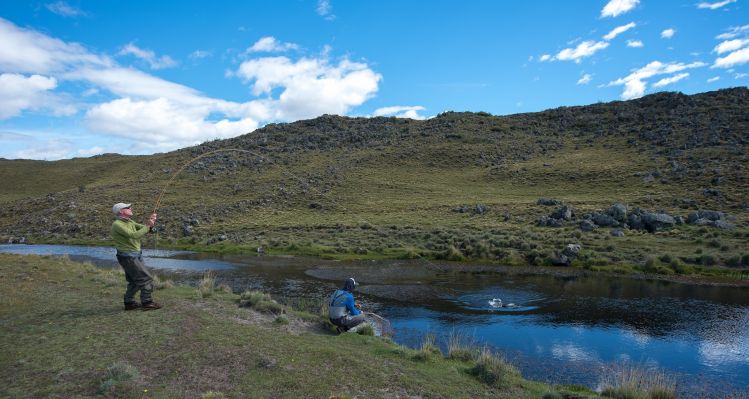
[112,203,131,215]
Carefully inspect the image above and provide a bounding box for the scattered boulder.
[537,198,563,206]
[712,220,735,229]
[552,244,582,266]
[611,229,625,237]
[551,205,575,221]
[607,203,628,222]
[641,212,676,232]
[687,209,724,223]
[592,213,619,227]
[580,219,597,232]
[537,216,563,227]
[703,188,722,197]
[182,225,193,237]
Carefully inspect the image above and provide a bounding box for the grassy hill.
[1,87,748,277]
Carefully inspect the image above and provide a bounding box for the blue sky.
[0,0,747,160]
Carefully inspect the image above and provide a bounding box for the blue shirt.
[330,289,361,316]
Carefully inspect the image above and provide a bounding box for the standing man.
[111,202,161,311]
[328,277,366,332]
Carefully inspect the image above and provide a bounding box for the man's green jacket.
[111,218,149,253]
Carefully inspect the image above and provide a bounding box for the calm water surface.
[2,244,747,398]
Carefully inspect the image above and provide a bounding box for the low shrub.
[97,362,139,395]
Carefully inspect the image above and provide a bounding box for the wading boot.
[124,302,141,311]
[141,302,162,311]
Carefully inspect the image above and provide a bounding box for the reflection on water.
[1,244,747,397]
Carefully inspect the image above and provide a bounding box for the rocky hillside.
[1,87,748,271]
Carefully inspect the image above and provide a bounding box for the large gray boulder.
[607,203,628,222]
[592,213,619,227]
[551,205,575,221]
[580,219,597,232]
[537,198,563,206]
[537,216,563,227]
[642,213,676,232]
[687,209,724,223]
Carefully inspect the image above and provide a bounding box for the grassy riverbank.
[2,253,618,398]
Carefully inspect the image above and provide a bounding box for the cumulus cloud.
[608,60,706,99]
[553,41,609,63]
[661,28,676,39]
[236,56,382,120]
[627,39,644,48]
[13,138,74,160]
[717,24,749,40]
[577,74,593,85]
[46,1,87,17]
[539,54,552,62]
[189,50,212,59]
[373,106,427,119]
[246,37,299,53]
[601,0,640,18]
[119,43,177,70]
[707,76,721,82]
[0,73,75,119]
[317,0,336,20]
[0,18,111,74]
[713,47,749,68]
[653,72,689,87]
[714,38,749,54]
[604,22,636,40]
[697,0,736,9]
[0,17,384,157]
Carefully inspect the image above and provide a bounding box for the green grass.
[0,253,569,398]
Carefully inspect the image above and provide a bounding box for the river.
[1,244,747,398]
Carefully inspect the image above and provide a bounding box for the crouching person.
[329,277,365,332]
[111,202,161,311]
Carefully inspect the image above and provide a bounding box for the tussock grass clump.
[96,361,139,395]
[201,391,226,399]
[411,334,441,362]
[447,332,477,361]
[356,323,374,336]
[197,270,216,298]
[274,315,289,325]
[599,364,676,399]
[239,290,285,314]
[152,274,174,289]
[93,268,124,287]
[470,348,519,388]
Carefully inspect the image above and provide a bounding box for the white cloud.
[373,106,426,119]
[603,22,636,40]
[736,72,748,79]
[608,60,706,99]
[189,50,212,59]
[46,1,87,17]
[539,54,552,62]
[627,39,644,48]
[707,76,721,82]
[0,131,31,140]
[661,29,676,39]
[0,18,111,75]
[77,146,105,157]
[717,24,749,40]
[236,56,382,120]
[652,72,689,87]
[714,38,749,54]
[13,138,74,160]
[553,41,609,63]
[601,0,640,18]
[577,73,593,85]
[246,37,299,53]
[85,97,260,149]
[0,73,75,119]
[119,43,177,70]
[713,47,749,68]
[316,0,336,20]
[0,17,385,157]
[697,0,736,9]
